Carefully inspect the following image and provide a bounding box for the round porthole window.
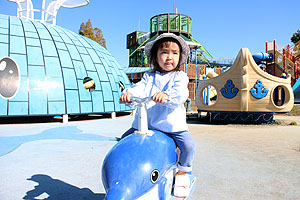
[272,85,289,107]
[83,77,95,92]
[201,85,218,106]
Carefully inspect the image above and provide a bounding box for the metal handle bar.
[130,96,153,104]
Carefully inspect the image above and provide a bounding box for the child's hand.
[119,92,133,103]
[152,92,169,104]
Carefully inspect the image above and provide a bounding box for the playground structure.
[0,1,133,120]
[251,40,300,103]
[196,48,294,123]
[126,13,220,100]
[125,13,299,122]
[126,13,198,68]
[265,40,299,85]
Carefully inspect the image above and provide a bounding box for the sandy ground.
[188,114,300,200]
[0,114,299,200]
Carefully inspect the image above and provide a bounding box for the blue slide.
[252,52,273,64]
[292,78,300,103]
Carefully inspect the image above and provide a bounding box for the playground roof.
[124,67,152,74]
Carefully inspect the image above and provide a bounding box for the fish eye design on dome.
[83,77,95,92]
[0,57,20,99]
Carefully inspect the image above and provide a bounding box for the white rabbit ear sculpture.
[8,0,89,25]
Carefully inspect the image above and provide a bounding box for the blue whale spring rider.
[102,88,196,199]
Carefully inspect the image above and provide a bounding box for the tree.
[291,30,300,44]
[291,30,300,59]
[94,28,106,49]
[79,19,107,49]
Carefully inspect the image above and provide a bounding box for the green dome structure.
[150,13,192,38]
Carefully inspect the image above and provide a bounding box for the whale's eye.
[150,169,159,183]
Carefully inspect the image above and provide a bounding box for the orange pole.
[296,64,298,80]
[296,62,299,80]
[273,40,276,65]
[283,48,286,71]
[287,44,290,59]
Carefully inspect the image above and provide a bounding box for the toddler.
[119,33,196,197]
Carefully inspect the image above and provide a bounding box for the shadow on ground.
[0,112,131,124]
[186,113,283,126]
[23,174,105,200]
[0,126,117,156]
[186,113,229,125]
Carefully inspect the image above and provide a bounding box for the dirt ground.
[185,111,300,199]
[0,105,299,200]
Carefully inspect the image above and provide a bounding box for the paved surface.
[0,114,300,200]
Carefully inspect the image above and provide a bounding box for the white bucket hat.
[144,33,190,66]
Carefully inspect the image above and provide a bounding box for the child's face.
[156,42,180,72]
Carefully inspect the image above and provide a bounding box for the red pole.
[173,3,175,13]
[273,40,276,65]
[296,62,299,80]
[283,48,286,71]
[287,44,290,59]
[295,62,297,80]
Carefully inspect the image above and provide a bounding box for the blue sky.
[1,0,299,68]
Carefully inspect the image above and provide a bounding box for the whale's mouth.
[136,183,159,200]
[105,188,132,200]
[105,179,162,200]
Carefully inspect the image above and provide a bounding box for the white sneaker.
[173,174,191,197]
